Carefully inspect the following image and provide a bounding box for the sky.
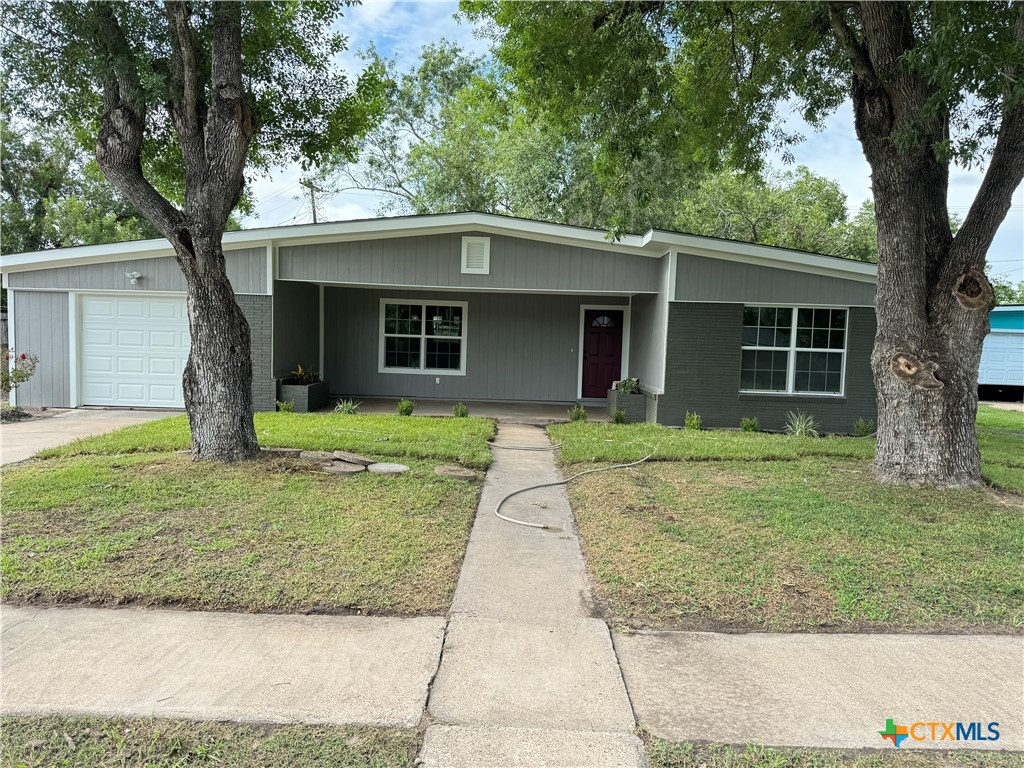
[241,1,1024,282]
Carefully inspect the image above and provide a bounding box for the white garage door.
[979,331,1023,386]
[80,295,190,407]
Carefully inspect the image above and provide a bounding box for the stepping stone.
[324,461,366,476]
[262,447,303,457]
[333,450,375,466]
[434,465,477,482]
[367,462,410,475]
[299,450,334,461]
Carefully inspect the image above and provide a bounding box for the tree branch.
[826,3,875,83]
[164,1,206,168]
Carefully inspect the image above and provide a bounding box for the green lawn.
[41,412,496,468]
[648,739,1019,768]
[553,406,1024,632]
[1,716,418,768]
[2,414,494,614]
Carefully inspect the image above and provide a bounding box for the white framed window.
[379,299,467,375]
[461,236,490,274]
[740,306,848,395]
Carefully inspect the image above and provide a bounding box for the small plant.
[1,350,39,398]
[334,399,361,415]
[616,378,640,395]
[684,411,702,430]
[568,403,587,422]
[452,402,470,418]
[286,363,320,385]
[276,399,295,413]
[396,398,416,416]
[853,417,876,437]
[784,410,820,438]
[611,406,627,424]
[740,416,760,432]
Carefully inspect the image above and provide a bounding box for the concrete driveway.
[0,409,177,465]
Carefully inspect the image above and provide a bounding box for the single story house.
[1,212,878,431]
[978,305,1023,399]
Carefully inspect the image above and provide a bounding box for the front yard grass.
[40,412,496,468]
[0,715,418,768]
[648,739,1019,768]
[2,450,481,614]
[552,406,1024,633]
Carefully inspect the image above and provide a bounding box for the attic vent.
[461,236,490,275]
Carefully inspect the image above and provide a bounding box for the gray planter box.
[608,388,647,423]
[277,380,331,413]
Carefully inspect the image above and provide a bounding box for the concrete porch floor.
[318,397,610,423]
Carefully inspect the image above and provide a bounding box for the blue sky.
[243,1,1023,281]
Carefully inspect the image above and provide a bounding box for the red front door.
[581,309,624,398]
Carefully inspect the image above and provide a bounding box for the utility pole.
[299,179,324,224]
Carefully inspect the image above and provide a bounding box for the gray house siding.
[280,232,661,294]
[322,287,627,402]
[236,294,275,412]
[7,247,268,295]
[659,302,876,433]
[272,280,319,379]
[674,252,876,306]
[9,291,71,408]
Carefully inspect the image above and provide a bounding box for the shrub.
[286,363,320,385]
[334,399,361,415]
[684,411,702,430]
[611,406,627,424]
[740,416,760,432]
[616,378,640,395]
[276,400,295,413]
[784,410,820,438]
[396,398,416,416]
[568,404,587,422]
[452,402,470,418]
[853,417,876,437]
[1,350,39,398]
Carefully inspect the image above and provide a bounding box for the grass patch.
[557,408,1024,633]
[40,412,496,468]
[1,453,479,614]
[0,715,418,768]
[648,739,1018,768]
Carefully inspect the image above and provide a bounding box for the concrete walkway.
[2,607,444,727]
[1,408,175,465]
[420,423,644,767]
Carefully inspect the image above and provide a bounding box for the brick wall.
[659,302,877,433]
[235,294,275,412]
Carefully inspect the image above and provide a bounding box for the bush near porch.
[549,406,1024,633]
[1,414,495,615]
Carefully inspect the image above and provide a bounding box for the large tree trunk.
[178,237,259,462]
[843,2,999,487]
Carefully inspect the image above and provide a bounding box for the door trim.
[577,304,630,400]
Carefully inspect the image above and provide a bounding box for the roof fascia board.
[2,239,274,274]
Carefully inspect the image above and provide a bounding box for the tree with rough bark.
[464,0,1024,487]
[3,1,385,461]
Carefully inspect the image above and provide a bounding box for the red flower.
[19,353,26,360]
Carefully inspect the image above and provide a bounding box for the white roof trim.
[0,211,877,282]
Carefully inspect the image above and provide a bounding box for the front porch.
[321,397,611,423]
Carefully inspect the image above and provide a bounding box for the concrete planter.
[277,380,331,413]
[608,388,647,423]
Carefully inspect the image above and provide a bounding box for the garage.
[80,294,190,408]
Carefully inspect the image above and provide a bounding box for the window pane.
[743,307,759,326]
[741,349,788,391]
[797,307,813,327]
[426,305,463,337]
[758,327,777,346]
[830,309,847,329]
[384,303,421,336]
[385,336,421,368]
[796,328,812,347]
[774,328,791,346]
[426,338,462,370]
[742,326,758,345]
[776,307,792,329]
[812,329,830,348]
[759,307,776,326]
[794,351,843,393]
[813,308,830,328]
[829,330,845,349]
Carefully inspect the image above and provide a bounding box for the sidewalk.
[420,423,644,767]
